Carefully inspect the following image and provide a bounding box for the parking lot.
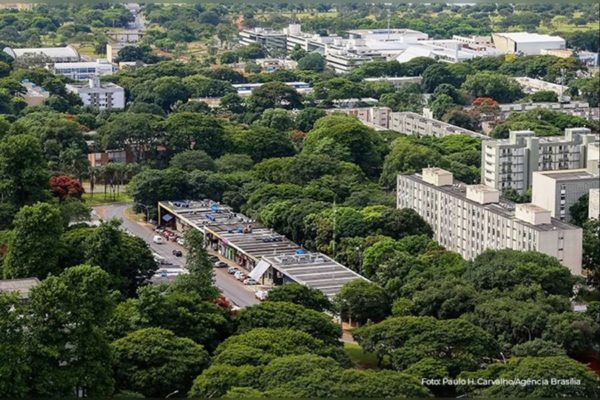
[94,204,261,307]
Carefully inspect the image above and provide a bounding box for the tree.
[131,76,191,111]
[335,369,432,398]
[4,202,64,279]
[170,150,216,171]
[529,90,558,102]
[409,277,478,319]
[303,115,386,176]
[380,137,442,188]
[583,219,600,288]
[171,229,219,300]
[511,339,566,357]
[50,175,84,202]
[464,249,575,296]
[295,107,326,132]
[189,364,260,399]
[541,312,599,357]
[442,109,479,131]
[429,93,455,119]
[0,134,49,225]
[256,108,295,131]
[298,53,326,71]
[461,72,524,103]
[29,265,115,397]
[219,93,245,114]
[421,63,460,93]
[97,113,163,161]
[267,283,332,311]
[354,316,499,376]
[82,220,157,296]
[0,293,29,397]
[163,113,226,157]
[215,154,254,173]
[569,193,589,226]
[229,125,295,162]
[334,280,390,325]
[182,75,235,98]
[459,356,600,398]
[112,328,209,398]
[247,82,302,112]
[236,301,342,346]
[260,354,341,390]
[290,44,307,61]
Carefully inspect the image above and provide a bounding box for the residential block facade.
[481,128,599,193]
[397,168,583,275]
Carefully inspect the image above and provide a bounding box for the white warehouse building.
[52,59,116,81]
[492,32,566,55]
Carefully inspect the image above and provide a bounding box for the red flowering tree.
[50,175,85,202]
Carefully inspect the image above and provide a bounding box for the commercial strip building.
[51,59,116,81]
[492,32,566,55]
[397,168,583,275]
[3,45,80,63]
[481,128,599,193]
[389,111,489,139]
[157,200,367,297]
[66,78,125,110]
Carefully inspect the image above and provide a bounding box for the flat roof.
[0,278,40,299]
[159,200,367,296]
[535,169,599,181]
[263,253,367,297]
[495,32,565,43]
[7,46,79,58]
[401,173,579,232]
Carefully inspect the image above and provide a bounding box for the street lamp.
[165,390,179,399]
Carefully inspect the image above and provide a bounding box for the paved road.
[94,203,259,308]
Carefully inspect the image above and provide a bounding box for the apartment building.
[589,188,599,219]
[498,101,594,120]
[239,27,287,50]
[66,78,125,110]
[52,59,116,81]
[389,112,488,139]
[515,77,569,96]
[481,128,599,193]
[326,107,391,129]
[532,169,599,221]
[397,168,583,274]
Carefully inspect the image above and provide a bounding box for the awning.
[162,214,173,222]
[249,260,271,281]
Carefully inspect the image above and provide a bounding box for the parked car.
[214,261,228,268]
[176,238,185,246]
[234,271,247,281]
[228,267,240,274]
[152,235,165,244]
[243,278,258,285]
[172,249,183,257]
[255,290,269,301]
[208,255,220,263]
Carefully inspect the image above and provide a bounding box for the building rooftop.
[534,169,598,181]
[263,253,368,297]
[495,32,565,43]
[0,278,40,299]
[53,59,113,68]
[4,46,79,59]
[403,173,579,232]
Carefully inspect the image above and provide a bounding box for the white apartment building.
[239,27,287,50]
[482,128,599,193]
[589,188,599,219]
[326,107,391,129]
[52,59,116,81]
[397,168,583,275]
[389,111,488,139]
[231,81,311,97]
[498,101,593,120]
[363,76,422,89]
[492,32,566,55]
[532,169,599,221]
[66,78,125,110]
[515,77,569,96]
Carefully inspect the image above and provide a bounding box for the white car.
[153,235,165,244]
[176,238,185,246]
[244,278,259,286]
[255,290,269,301]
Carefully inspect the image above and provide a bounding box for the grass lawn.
[344,342,379,370]
[82,191,132,207]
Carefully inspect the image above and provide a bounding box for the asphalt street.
[94,203,259,308]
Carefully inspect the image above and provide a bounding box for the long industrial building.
[157,200,367,297]
[397,168,583,275]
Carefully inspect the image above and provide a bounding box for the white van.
[153,235,165,244]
